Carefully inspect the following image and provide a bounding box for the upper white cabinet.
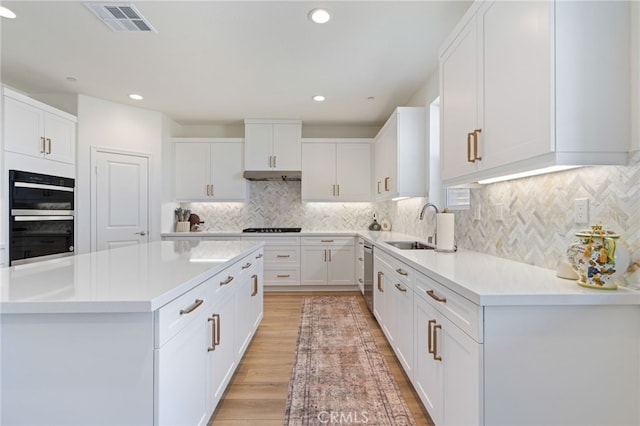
[301,139,372,202]
[374,107,426,201]
[244,119,301,171]
[3,88,76,165]
[174,138,247,202]
[440,0,630,186]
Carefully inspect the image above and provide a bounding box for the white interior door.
[94,150,149,251]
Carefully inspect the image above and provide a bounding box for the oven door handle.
[13,182,74,192]
[11,209,75,216]
[13,215,74,222]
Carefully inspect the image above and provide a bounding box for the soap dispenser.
[368,213,381,231]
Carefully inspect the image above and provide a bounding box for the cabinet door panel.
[301,143,336,200]
[210,142,247,200]
[394,284,414,376]
[440,17,479,181]
[272,124,301,170]
[207,294,236,411]
[175,143,210,200]
[301,246,328,285]
[156,311,208,426]
[4,96,45,158]
[481,0,551,169]
[414,297,443,425]
[244,123,272,170]
[326,246,354,285]
[336,144,371,201]
[44,113,75,164]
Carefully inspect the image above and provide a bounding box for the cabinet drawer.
[414,272,482,342]
[301,236,354,247]
[375,250,414,289]
[264,246,300,264]
[156,281,210,348]
[263,269,300,285]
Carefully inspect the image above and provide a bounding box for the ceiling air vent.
[84,2,156,33]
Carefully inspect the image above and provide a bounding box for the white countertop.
[0,240,264,314]
[163,230,640,306]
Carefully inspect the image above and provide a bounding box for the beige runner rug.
[284,296,416,425]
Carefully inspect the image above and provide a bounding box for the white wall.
[76,95,165,253]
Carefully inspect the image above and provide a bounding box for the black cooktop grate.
[242,227,302,233]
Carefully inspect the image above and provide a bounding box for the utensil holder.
[175,221,190,232]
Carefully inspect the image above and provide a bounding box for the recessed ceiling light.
[309,8,330,24]
[312,95,326,102]
[129,93,143,100]
[0,6,16,19]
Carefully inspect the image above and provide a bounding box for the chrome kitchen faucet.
[419,203,439,245]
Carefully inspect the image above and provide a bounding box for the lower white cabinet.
[374,249,414,377]
[242,236,300,286]
[301,237,355,286]
[356,238,365,293]
[413,287,481,426]
[207,289,237,412]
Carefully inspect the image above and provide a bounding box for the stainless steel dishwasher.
[363,242,374,313]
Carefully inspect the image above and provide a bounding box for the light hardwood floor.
[208,291,434,425]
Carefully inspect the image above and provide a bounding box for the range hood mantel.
[242,170,301,181]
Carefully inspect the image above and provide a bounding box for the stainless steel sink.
[385,241,435,250]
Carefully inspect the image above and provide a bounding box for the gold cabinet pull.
[46,138,52,154]
[396,268,408,276]
[276,254,290,258]
[207,313,220,352]
[40,137,46,154]
[276,274,290,278]
[426,289,447,303]
[332,184,336,196]
[255,253,263,259]
[467,131,474,162]
[377,181,381,194]
[433,324,442,361]
[321,239,334,243]
[242,262,252,269]
[377,271,384,292]
[428,319,436,354]
[220,276,234,286]
[394,283,407,292]
[328,249,332,261]
[273,155,277,168]
[358,257,364,262]
[336,184,340,196]
[179,298,204,315]
[209,184,214,197]
[251,274,258,296]
[473,128,482,161]
[384,177,390,191]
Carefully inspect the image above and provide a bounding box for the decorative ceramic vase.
[566,224,629,290]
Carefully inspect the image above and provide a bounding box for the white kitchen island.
[0,240,264,426]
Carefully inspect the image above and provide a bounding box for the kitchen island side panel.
[483,304,640,426]
[1,312,155,426]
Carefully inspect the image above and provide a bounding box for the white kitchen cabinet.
[3,88,76,165]
[301,237,354,286]
[374,249,414,377]
[244,119,301,171]
[156,286,210,426]
[242,236,301,286]
[373,107,426,201]
[440,0,630,186]
[301,140,372,201]
[356,238,365,293]
[413,282,481,426]
[206,287,236,412]
[234,251,263,359]
[174,138,247,201]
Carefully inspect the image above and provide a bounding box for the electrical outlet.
[494,203,504,221]
[575,198,589,223]
[473,205,482,221]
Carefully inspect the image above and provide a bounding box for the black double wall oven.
[9,170,75,266]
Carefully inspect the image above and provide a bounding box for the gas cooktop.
[242,227,302,233]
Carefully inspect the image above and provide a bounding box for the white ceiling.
[1,1,471,127]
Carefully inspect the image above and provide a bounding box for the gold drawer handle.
[207,313,220,352]
[433,324,442,361]
[377,271,384,292]
[394,283,407,292]
[320,239,334,243]
[426,289,447,303]
[277,274,290,278]
[251,274,258,296]
[384,177,390,191]
[396,268,408,276]
[255,253,263,259]
[277,254,291,258]
[242,262,252,269]
[179,298,204,315]
[428,319,436,354]
[220,276,234,286]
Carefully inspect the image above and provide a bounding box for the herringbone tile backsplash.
[184,151,639,289]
